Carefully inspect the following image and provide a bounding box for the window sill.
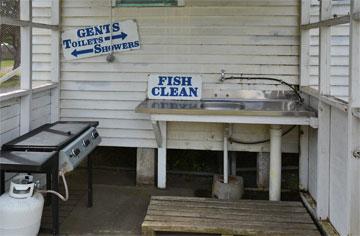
[301,86,349,112]
[32,82,58,93]
[0,82,58,102]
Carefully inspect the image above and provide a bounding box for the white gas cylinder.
[0,175,44,236]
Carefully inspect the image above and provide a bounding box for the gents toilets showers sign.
[148,74,202,100]
[62,20,140,60]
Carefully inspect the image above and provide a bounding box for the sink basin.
[135,98,317,118]
[200,100,298,112]
[201,101,245,111]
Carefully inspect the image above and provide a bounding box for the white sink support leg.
[269,125,282,201]
[230,152,237,176]
[157,121,167,189]
[223,124,230,184]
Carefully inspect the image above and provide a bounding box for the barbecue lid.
[2,121,99,151]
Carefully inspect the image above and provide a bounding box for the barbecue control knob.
[72,148,81,156]
[83,139,90,147]
[91,131,99,139]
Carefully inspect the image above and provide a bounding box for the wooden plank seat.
[142,196,321,236]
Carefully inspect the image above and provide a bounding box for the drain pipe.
[269,125,282,201]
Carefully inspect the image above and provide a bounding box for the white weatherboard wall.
[307,95,319,201]
[32,0,52,84]
[0,98,20,146]
[60,0,300,152]
[304,96,350,235]
[0,90,52,147]
[329,108,348,236]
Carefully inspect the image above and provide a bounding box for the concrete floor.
[39,167,302,236]
[40,168,205,236]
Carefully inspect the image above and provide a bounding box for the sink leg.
[269,125,282,201]
[230,152,237,176]
[223,124,230,184]
[157,121,167,189]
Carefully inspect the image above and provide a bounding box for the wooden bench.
[142,196,321,236]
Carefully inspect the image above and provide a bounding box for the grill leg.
[52,166,59,235]
[0,170,4,194]
[87,155,93,208]
[45,172,52,206]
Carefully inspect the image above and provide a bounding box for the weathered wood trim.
[301,86,348,113]
[301,15,350,30]
[0,16,59,30]
[0,90,31,102]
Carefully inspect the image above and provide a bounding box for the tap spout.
[220,69,226,82]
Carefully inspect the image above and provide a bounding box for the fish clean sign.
[148,74,202,100]
[62,20,140,60]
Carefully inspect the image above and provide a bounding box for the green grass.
[0,60,20,92]
[0,60,15,77]
[0,76,20,92]
[1,59,14,68]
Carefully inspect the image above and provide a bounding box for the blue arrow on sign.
[71,48,94,57]
[104,32,128,41]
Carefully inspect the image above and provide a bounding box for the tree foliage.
[0,0,20,69]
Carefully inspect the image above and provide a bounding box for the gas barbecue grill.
[0,121,101,235]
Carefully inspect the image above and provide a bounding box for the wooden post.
[299,126,309,191]
[50,0,60,122]
[19,0,32,134]
[157,121,167,189]
[346,1,360,234]
[300,0,311,87]
[349,0,360,107]
[316,0,332,220]
[316,102,331,220]
[319,0,332,95]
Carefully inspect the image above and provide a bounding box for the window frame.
[0,0,60,133]
[300,0,360,108]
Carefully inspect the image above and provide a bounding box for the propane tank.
[0,174,44,236]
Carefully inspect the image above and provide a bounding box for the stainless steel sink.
[200,101,245,110]
[200,99,298,112]
[135,91,317,118]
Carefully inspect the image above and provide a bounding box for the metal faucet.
[220,69,226,82]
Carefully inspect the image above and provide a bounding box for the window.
[115,0,182,7]
[300,0,352,103]
[0,0,20,93]
[0,0,60,95]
